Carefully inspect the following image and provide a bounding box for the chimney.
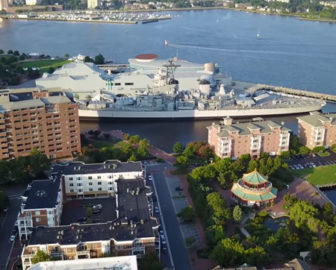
[223,116,233,126]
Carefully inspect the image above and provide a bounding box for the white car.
[9,235,15,242]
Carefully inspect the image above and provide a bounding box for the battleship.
[35,54,326,119]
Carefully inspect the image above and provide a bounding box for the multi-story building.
[87,0,100,9]
[54,160,144,199]
[297,112,336,149]
[0,88,81,159]
[20,160,158,269]
[0,0,8,10]
[207,117,290,159]
[17,174,63,240]
[28,256,138,270]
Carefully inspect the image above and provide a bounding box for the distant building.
[28,256,138,270]
[0,0,8,10]
[231,169,277,207]
[87,0,100,9]
[25,0,40,5]
[20,160,158,270]
[320,1,336,8]
[17,175,63,240]
[297,112,336,149]
[0,88,81,159]
[207,117,290,159]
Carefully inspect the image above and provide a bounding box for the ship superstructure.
[35,54,326,119]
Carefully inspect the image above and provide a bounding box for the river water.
[1,10,336,150]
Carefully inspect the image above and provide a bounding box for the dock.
[247,84,336,103]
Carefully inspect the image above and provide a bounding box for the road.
[147,163,192,270]
[0,186,25,270]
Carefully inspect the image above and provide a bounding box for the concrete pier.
[248,84,336,103]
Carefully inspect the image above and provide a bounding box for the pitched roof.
[297,112,336,127]
[231,184,277,202]
[242,169,268,185]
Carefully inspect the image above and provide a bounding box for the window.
[89,188,93,191]
[70,189,74,192]
[108,181,113,185]
[97,176,101,179]
[78,189,82,192]
[115,83,121,86]
[88,176,92,180]
[98,182,102,185]
[125,82,134,86]
[89,182,93,186]
[77,183,82,186]
[108,176,112,179]
[69,177,73,181]
[35,217,40,222]
[76,177,81,180]
[98,188,102,191]
[35,211,40,215]
[69,183,73,187]
[109,187,113,191]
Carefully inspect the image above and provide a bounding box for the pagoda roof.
[231,184,277,202]
[242,169,268,185]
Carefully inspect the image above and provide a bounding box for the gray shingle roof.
[52,160,143,175]
[297,113,336,127]
[24,177,61,210]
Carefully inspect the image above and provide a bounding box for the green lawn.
[292,165,336,185]
[17,59,71,71]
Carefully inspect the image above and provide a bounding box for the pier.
[247,84,336,103]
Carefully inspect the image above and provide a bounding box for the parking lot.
[61,198,117,225]
[288,150,336,170]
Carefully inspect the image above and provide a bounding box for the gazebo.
[231,169,277,207]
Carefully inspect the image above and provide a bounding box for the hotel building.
[55,160,144,199]
[297,112,336,149]
[20,161,158,269]
[17,174,63,240]
[28,256,138,270]
[207,117,291,159]
[0,88,81,159]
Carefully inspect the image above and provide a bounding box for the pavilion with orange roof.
[231,169,277,207]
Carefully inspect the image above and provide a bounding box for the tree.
[248,158,258,172]
[0,49,3,54]
[94,53,105,65]
[65,53,70,58]
[173,141,184,154]
[233,205,242,223]
[178,206,196,223]
[138,251,163,270]
[128,153,137,161]
[13,50,20,56]
[130,135,140,144]
[7,50,13,54]
[84,56,94,63]
[124,133,130,140]
[176,155,188,168]
[31,250,51,264]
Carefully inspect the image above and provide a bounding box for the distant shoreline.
[1,6,336,24]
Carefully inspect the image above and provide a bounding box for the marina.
[1,11,172,24]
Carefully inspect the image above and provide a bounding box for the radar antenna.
[163,59,181,84]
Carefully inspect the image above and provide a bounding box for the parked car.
[93,204,102,214]
[9,235,15,242]
[154,206,159,214]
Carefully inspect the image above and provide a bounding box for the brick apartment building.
[20,161,158,269]
[207,117,291,159]
[0,88,81,160]
[297,112,336,149]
